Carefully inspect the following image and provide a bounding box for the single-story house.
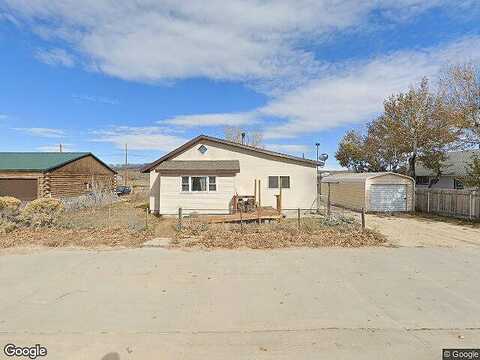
[0,152,116,200]
[321,172,415,212]
[142,135,318,215]
[416,150,480,189]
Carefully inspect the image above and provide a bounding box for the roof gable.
[142,135,317,172]
[0,152,116,173]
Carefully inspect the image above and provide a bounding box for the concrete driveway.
[1,246,480,359]
[366,214,480,247]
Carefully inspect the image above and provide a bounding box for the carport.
[320,172,415,212]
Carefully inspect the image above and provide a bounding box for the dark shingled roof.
[0,152,116,173]
[156,160,240,173]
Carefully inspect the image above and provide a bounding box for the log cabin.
[0,152,116,201]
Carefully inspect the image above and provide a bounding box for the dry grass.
[174,216,386,249]
[0,228,151,248]
[0,193,175,249]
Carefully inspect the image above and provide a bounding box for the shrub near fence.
[415,189,480,219]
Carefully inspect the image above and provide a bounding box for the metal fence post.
[178,207,183,231]
[361,208,366,230]
[297,208,301,230]
[239,207,243,231]
[145,207,148,229]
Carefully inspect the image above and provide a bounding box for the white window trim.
[181,175,217,193]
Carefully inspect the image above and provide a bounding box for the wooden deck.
[206,208,284,224]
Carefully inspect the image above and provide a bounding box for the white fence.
[415,189,480,219]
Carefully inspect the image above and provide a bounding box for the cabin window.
[416,176,429,185]
[209,176,216,191]
[181,176,189,192]
[454,178,464,190]
[181,176,216,192]
[268,176,290,189]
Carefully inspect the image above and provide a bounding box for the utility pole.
[124,143,128,186]
[59,144,63,153]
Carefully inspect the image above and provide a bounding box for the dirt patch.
[173,218,386,249]
[0,228,152,249]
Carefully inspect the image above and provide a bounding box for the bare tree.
[224,127,264,148]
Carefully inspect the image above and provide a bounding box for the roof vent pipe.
[241,132,246,145]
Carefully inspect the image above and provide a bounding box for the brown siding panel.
[0,178,38,201]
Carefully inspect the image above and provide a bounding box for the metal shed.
[320,172,415,212]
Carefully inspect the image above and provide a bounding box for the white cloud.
[163,112,257,128]
[261,36,480,138]
[265,143,311,155]
[35,48,75,67]
[3,0,464,90]
[13,127,66,138]
[72,94,119,105]
[92,126,187,151]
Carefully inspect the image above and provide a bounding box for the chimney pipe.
[241,132,246,145]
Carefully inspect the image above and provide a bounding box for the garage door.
[0,179,38,201]
[369,184,407,212]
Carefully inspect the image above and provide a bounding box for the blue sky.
[1,1,480,167]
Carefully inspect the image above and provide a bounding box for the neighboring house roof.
[321,171,413,184]
[142,134,318,172]
[0,152,116,173]
[416,150,480,177]
[156,160,240,173]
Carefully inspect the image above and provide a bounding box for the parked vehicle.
[116,185,132,196]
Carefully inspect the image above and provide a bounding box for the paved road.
[366,214,480,247]
[1,247,480,359]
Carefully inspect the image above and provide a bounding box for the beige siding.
[320,181,365,211]
[159,175,235,214]
[366,175,414,211]
[149,171,160,212]
[165,140,317,210]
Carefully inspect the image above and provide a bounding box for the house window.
[198,145,208,154]
[191,176,207,191]
[268,176,279,189]
[181,176,216,192]
[416,176,429,185]
[268,176,290,189]
[209,176,216,191]
[454,178,464,190]
[280,176,290,189]
[181,176,189,192]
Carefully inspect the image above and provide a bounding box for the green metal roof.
[0,152,92,172]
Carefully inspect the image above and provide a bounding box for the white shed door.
[369,184,407,212]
